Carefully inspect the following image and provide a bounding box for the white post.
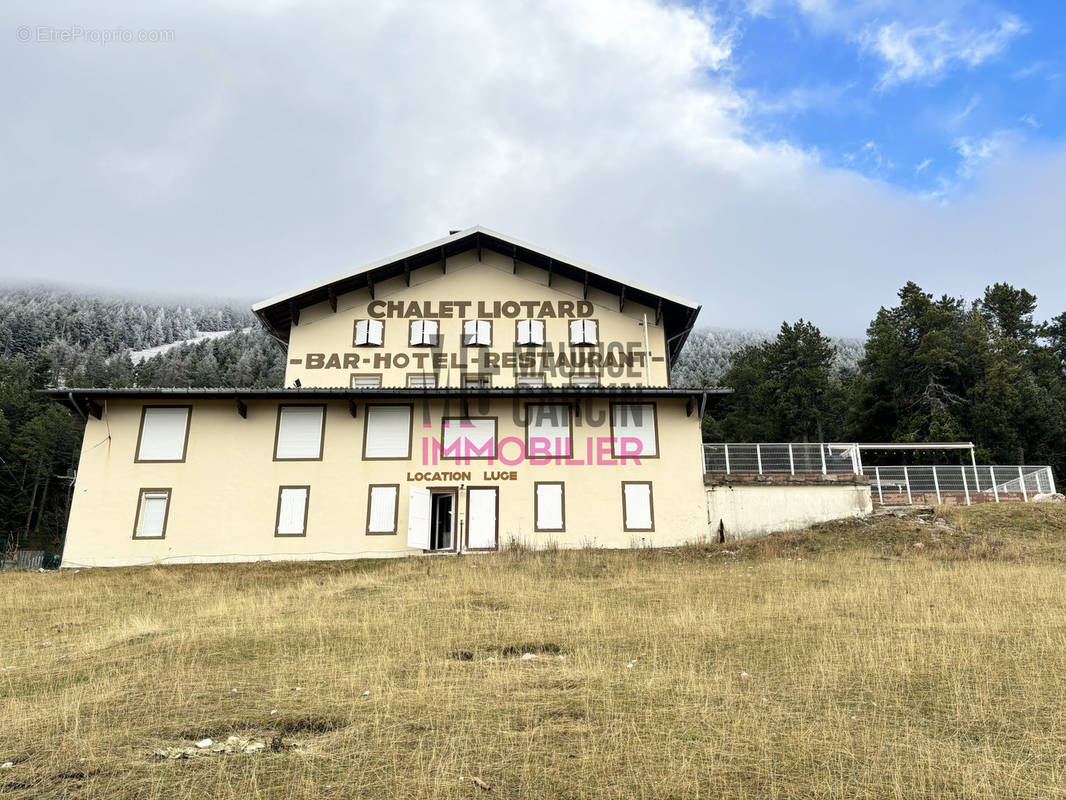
[1018,466,1028,502]
[990,466,999,503]
[1048,467,1057,496]
[788,443,795,476]
[932,466,942,506]
[970,448,980,492]
[875,466,883,504]
[962,466,970,506]
[819,444,827,475]
[904,465,912,505]
[756,443,763,475]
[723,444,730,475]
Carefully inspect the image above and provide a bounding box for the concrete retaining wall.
[705,479,873,542]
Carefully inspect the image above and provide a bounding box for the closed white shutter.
[351,375,382,388]
[612,403,657,458]
[584,320,597,344]
[623,483,653,530]
[442,418,497,459]
[536,483,564,530]
[516,375,545,387]
[467,488,497,549]
[424,320,439,345]
[137,407,189,461]
[408,374,437,388]
[530,320,545,345]
[407,487,432,549]
[526,404,571,457]
[368,485,398,533]
[364,405,412,458]
[571,375,599,387]
[139,492,169,537]
[277,487,308,535]
[275,406,324,459]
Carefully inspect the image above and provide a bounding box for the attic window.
[569,320,598,347]
[354,319,384,347]
[516,319,545,346]
[410,320,439,347]
[463,319,491,347]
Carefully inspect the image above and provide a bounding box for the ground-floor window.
[621,481,654,532]
[275,486,310,537]
[366,484,399,534]
[133,488,171,539]
[534,482,565,531]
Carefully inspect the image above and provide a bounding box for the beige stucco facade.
[62,396,708,567]
[284,249,670,389]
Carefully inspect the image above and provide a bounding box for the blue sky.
[3,0,1066,336]
[727,0,1066,195]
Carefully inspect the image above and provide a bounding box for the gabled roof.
[251,226,702,367]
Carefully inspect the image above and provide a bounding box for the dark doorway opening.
[430,491,454,551]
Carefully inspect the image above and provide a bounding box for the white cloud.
[0,0,1063,337]
[860,15,1025,87]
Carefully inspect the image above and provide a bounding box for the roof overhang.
[251,226,702,368]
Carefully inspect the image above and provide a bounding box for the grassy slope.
[2,505,1066,799]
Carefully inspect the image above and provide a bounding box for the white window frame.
[570,374,600,387]
[350,374,382,388]
[276,486,309,537]
[462,374,492,389]
[463,319,492,347]
[133,488,171,539]
[274,405,326,461]
[363,404,413,460]
[407,373,438,388]
[409,319,440,347]
[354,318,384,347]
[135,406,191,463]
[515,374,546,388]
[569,319,598,346]
[366,484,399,534]
[516,319,545,346]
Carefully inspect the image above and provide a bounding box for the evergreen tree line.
[691,282,1066,476]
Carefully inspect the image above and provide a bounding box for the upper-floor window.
[463,375,492,389]
[363,404,413,460]
[351,374,382,388]
[610,402,658,459]
[274,405,326,461]
[407,374,438,388]
[354,319,384,347]
[136,406,191,463]
[463,319,492,347]
[569,319,598,347]
[133,488,171,539]
[516,319,545,346]
[409,320,439,347]
[515,374,546,388]
[570,374,600,387]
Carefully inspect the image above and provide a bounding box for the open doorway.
[407,487,457,552]
[430,491,454,551]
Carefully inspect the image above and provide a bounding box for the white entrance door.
[407,487,432,550]
[466,488,498,550]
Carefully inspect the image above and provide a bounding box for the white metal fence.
[704,443,1057,505]
[703,443,859,475]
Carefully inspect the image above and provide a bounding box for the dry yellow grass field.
[3,504,1066,799]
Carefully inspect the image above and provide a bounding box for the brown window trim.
[353,318,385,347]
[569,374,601,387]
[609,401,660,460]
[440,416,499,461]
[461,373,493,389]
[427,488,460,554]
[514,318,545,347]
[461,318,493,347]
[569,317,600,347]
[349,373,383,388]
[524,403,574,460]
[533,481,566,532]
[365,483,400,535]
[621,481,655,532]
[464,486,500,551]
[514,372,548,387]
[275,485,310,537]
[273,404,327,462]
[408,319,440,347]
[134,405,192,463]
[132,487,172,540]
[362,403,414,461]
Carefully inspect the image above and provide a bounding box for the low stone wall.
[704,475,872,542]
[876,491,1025,506]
